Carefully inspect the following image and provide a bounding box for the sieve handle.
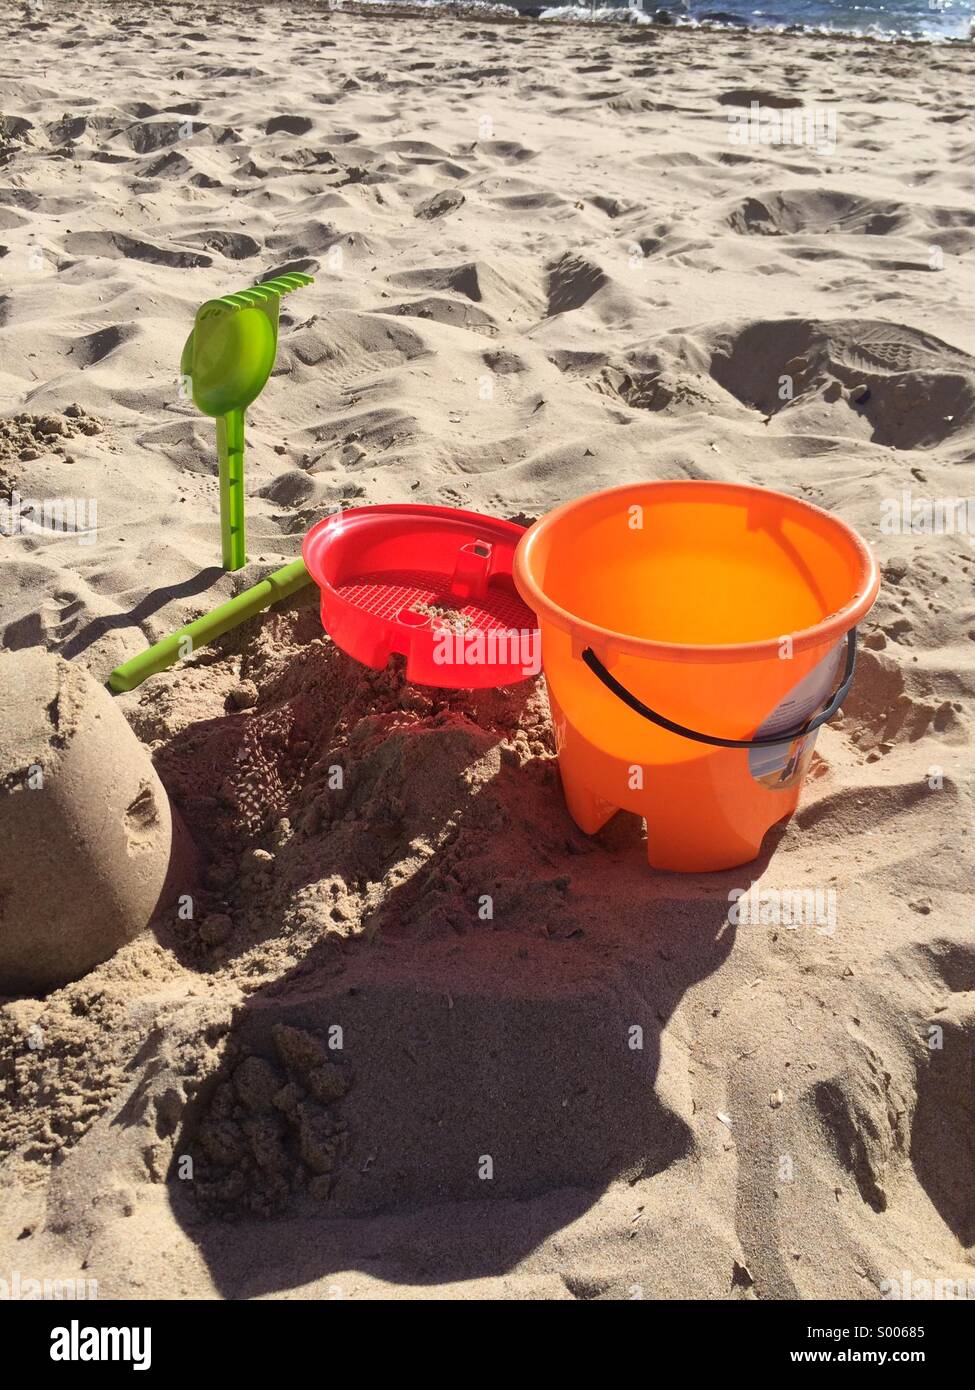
[580,628,858,751]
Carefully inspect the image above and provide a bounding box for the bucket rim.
[302,503,529,585]
[513,480,880,665]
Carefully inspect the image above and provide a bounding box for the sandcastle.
[0,649,183,994]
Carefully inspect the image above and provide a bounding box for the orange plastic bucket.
[513,481,880,872]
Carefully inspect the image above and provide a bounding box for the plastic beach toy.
[180,272,314,571]
[303,504,538,688]
[513,480,879,872]
[108,558,311,692]
[107,503,535,695]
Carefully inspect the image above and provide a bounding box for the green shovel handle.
[217,408,246,571]
[107,559,312,692]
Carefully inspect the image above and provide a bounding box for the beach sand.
[1,1,973,1299]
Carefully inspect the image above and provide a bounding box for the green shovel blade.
[180,272,313,571]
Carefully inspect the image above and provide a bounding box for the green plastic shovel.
[180,271,314,570]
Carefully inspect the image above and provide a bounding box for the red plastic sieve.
[302,505,539,688]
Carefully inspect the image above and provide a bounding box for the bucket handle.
[580,629,858,750]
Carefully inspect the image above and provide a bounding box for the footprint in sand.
[726,188,975,238]
[726,189,910,237]
[187,230,262,261]
[707,318,975,450]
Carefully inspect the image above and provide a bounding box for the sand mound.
[0,650,179,993]
[706,318,975,449]
[379,296,500,334]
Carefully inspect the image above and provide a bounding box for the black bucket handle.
[580,628,858,751]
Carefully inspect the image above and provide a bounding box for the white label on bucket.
[748,639,844,789]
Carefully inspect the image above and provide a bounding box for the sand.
[0,1,973,1300]
[0,648,182,993]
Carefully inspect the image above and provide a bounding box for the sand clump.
[193,1024,351,1216]
[0,405,103,468]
